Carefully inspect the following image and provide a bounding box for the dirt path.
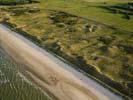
[0,24,122,100]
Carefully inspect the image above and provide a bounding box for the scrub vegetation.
[0,0,133,99]
[0,0,39,5]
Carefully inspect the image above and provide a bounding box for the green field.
[0,0,133,99]
[0,0,29,4]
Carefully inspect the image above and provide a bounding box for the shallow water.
[0,50,51,100]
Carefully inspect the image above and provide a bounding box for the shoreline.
[2,21,131,99]
[0,24,123,100]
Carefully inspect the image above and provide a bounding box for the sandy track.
[0,24,122,100]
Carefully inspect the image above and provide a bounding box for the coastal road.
[0,24,123,100]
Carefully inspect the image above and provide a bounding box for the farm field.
[0,0,133,99]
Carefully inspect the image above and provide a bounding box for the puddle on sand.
[0,50,52,100]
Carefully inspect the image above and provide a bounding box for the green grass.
[38,0,133,32]
[0,0,28,4]
[0,0,39,5]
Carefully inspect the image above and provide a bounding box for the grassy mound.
[0,0,39,5]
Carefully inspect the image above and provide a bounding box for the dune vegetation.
[0,0,39,5]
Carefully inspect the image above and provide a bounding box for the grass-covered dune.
[0,0,26,5]
[0,0,39,5]
[0,0,133,99]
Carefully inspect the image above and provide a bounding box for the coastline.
[0,24,123,100]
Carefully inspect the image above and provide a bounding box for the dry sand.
[0,24,122,100]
